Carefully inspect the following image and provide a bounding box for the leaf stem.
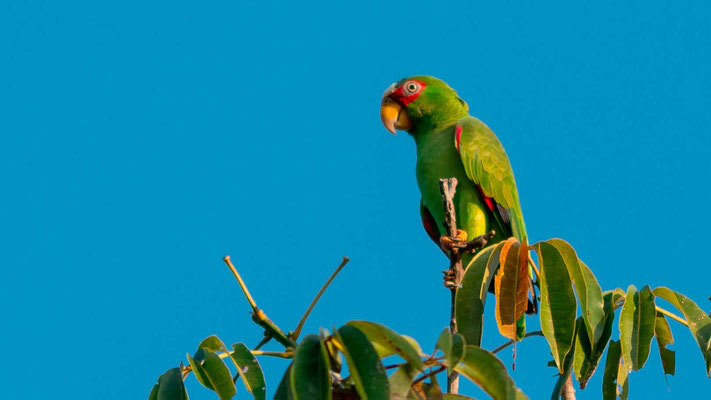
[250,350,294,358]
[491,330,544,354]
[528,254,541,282]
[412,366,447,386]
[655,305,688,327]
[223,255,258,310]
[291,257,350,341]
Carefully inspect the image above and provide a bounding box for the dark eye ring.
[403,81,419,95]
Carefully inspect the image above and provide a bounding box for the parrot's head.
[380,75,469,135]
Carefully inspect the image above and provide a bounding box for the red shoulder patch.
[420,204,441,245]
[477,185,496,211]
[455,126,462,151]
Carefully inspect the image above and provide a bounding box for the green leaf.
[534,241,577,373]
[201,350,237,400]
[573,316,592,388]
[401,335,424,355]
[601,340,621,400]
[494,238,530,340]
[653,286,711,376]
[546,239,605,346]
[654,312,676,377]
[186,353,212,390]
[456,242,504,346]
[443,395,479,400]
[573,290,621,389]
[617,357,629,400]
[230,343,267,400]
[198,335,229,353]
[148,384,158,400]
[388,363,417,400]
[552,319,578,399]
[346,321,424,371]
[186,337,236,399]
[335,325,389,400]
[435,328,466,376]
[619,285,656,371]
[291,334,330,400]
[274,363,294,400]
[149,367,188,400]
[454,345,528,400]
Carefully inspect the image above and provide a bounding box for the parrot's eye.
[403,81,420,95]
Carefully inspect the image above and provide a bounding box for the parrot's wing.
[455,116,527,240]
[420,198,442,246]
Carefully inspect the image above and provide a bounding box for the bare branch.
[291,257,350,340]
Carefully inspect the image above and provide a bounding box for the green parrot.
[380,75,533,335]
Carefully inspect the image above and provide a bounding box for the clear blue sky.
[2,1,710,399]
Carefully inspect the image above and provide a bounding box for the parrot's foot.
[439,229,468,252]
[441,230,496,253]
[460,230,496,252]
[442,269,458,289]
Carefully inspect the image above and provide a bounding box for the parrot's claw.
[441,230,496,254]
[439,229,468,252]
[460,230,496,252]
[442,269,458,289]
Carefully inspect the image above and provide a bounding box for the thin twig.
[491,330,544,354]
[412,366,447,386]
[528,254,541,282]
[222,256,295,348]
[291,257,350,340]
[224,255,258,310]
[655,305,688,327]
[181,348,295,378]
[250,350,294,358]
[614,294,689,327]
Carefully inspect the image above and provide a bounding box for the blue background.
[2,1,710,398]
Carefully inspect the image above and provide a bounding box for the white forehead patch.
[382,82,397,99]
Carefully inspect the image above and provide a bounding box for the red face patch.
[388,79,426,106]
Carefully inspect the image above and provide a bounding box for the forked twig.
[291,257,350,340]
[223,256,295,348]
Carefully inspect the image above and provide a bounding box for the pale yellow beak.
[380,96,412,135]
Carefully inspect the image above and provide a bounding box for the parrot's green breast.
[415,125,506,245]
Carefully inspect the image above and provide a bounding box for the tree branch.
[439,178,462,394]
[561,374,576,400]
[291,257,350,340]
[223,256,296,348]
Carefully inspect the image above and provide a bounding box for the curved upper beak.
[380,96,412,135]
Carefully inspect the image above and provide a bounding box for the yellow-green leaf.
[653,286,711,376]
[435,328,466,375]
[455,345,528,400]
[345,321,423,371]
[654,312,675,377]
[619,285,656,371]
[389,363,417,400]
